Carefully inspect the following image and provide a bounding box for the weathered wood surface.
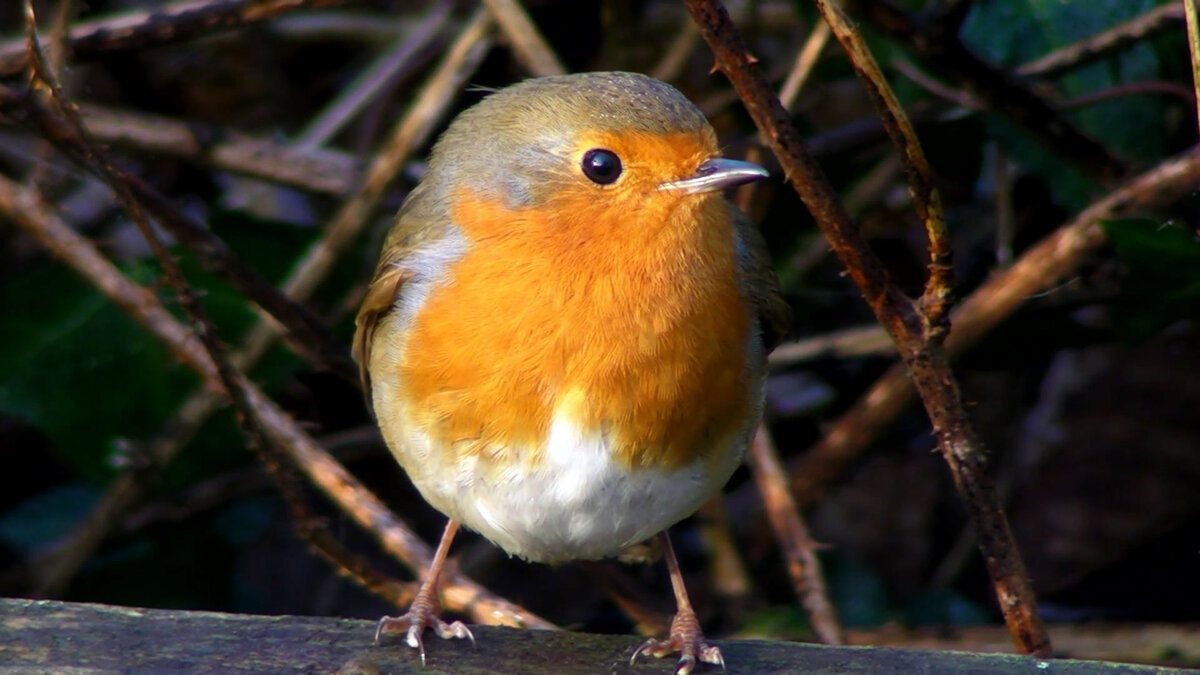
[0,598,1187,673]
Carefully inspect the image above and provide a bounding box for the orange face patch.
[396,129,754,472]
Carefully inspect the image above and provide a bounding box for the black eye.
[581,148,622,185]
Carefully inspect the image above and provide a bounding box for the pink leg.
[375,520,474,665]
[631,531,725,674]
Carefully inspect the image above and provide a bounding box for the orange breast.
[398,179,753,472]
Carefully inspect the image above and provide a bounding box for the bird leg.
[375,519,474,665]
[631,531,725,674]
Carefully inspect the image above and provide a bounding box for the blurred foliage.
[1103,218,1200,342]
[0,0,1197,663]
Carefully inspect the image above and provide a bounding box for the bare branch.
[482,0,565,77]
[1019,4,1185,79]
[747,425,843,645]
[0,0,356,76]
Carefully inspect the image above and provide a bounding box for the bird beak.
[658,157,770,195]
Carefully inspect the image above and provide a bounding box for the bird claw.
[630,627,724,675]
[375,610,474,666]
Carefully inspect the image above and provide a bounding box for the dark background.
[1,0,1197,666]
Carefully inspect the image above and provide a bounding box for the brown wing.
[352,179,452,409]
[735,212,791,354]
[352,258,410,406]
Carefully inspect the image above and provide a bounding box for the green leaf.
[962,0,1168,67]
[905,588,992,627]
[0,262,199,483]
[962,0,1170,210]
[0,484,99,553]
[827,553,892,627]
[1102,218,1200,341]
[734,605,812,641]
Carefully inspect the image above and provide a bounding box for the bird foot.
[630,609,724,675]
[374,591,474,666]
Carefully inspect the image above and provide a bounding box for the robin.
[354,71,788,673]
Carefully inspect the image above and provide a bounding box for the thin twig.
[0,0,356,76]
[270,12,419,43]
[25,0,297,600]
[1018,4,1186,79]
[77,103,361,196]
[747,425,843,645]
[683,0,1050,656]
[769,1,1200,533]
[735,18,830,218]
[814,0,953,333]
[115,426,382,536]
[24,0,75,191]
[481,0,565,77]
[892,57,982,110]
[44,0,76,75]
[768,324,892,367]
[292,4,452,150]
[649,14,700,82]
[778,20,831,111]
[583,562,670,637]
[1059,81,1196,110]
[12,6,544,628]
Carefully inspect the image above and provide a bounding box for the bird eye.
[580,148,622,185]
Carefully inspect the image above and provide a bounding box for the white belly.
[389,411,748,564]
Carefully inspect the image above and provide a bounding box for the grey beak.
[658,157,770,194]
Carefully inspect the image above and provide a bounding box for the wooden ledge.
[0,598,1185,673]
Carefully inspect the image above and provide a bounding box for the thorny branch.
[811,0,953,336]
[683,0,1051,656]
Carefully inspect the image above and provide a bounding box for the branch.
[1018,4,1186,79]
[14,598,1172,674]
[1185,0,1200,141]
[290,4,452,150]
[683,0,1050,655]
[482,0,565,77]
[76,103,361,196]
[812,0,953,334]
[747,425,842,645]
[20,2,414,613]
[0,0,356,76]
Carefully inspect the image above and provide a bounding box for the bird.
[353,70,789,674]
